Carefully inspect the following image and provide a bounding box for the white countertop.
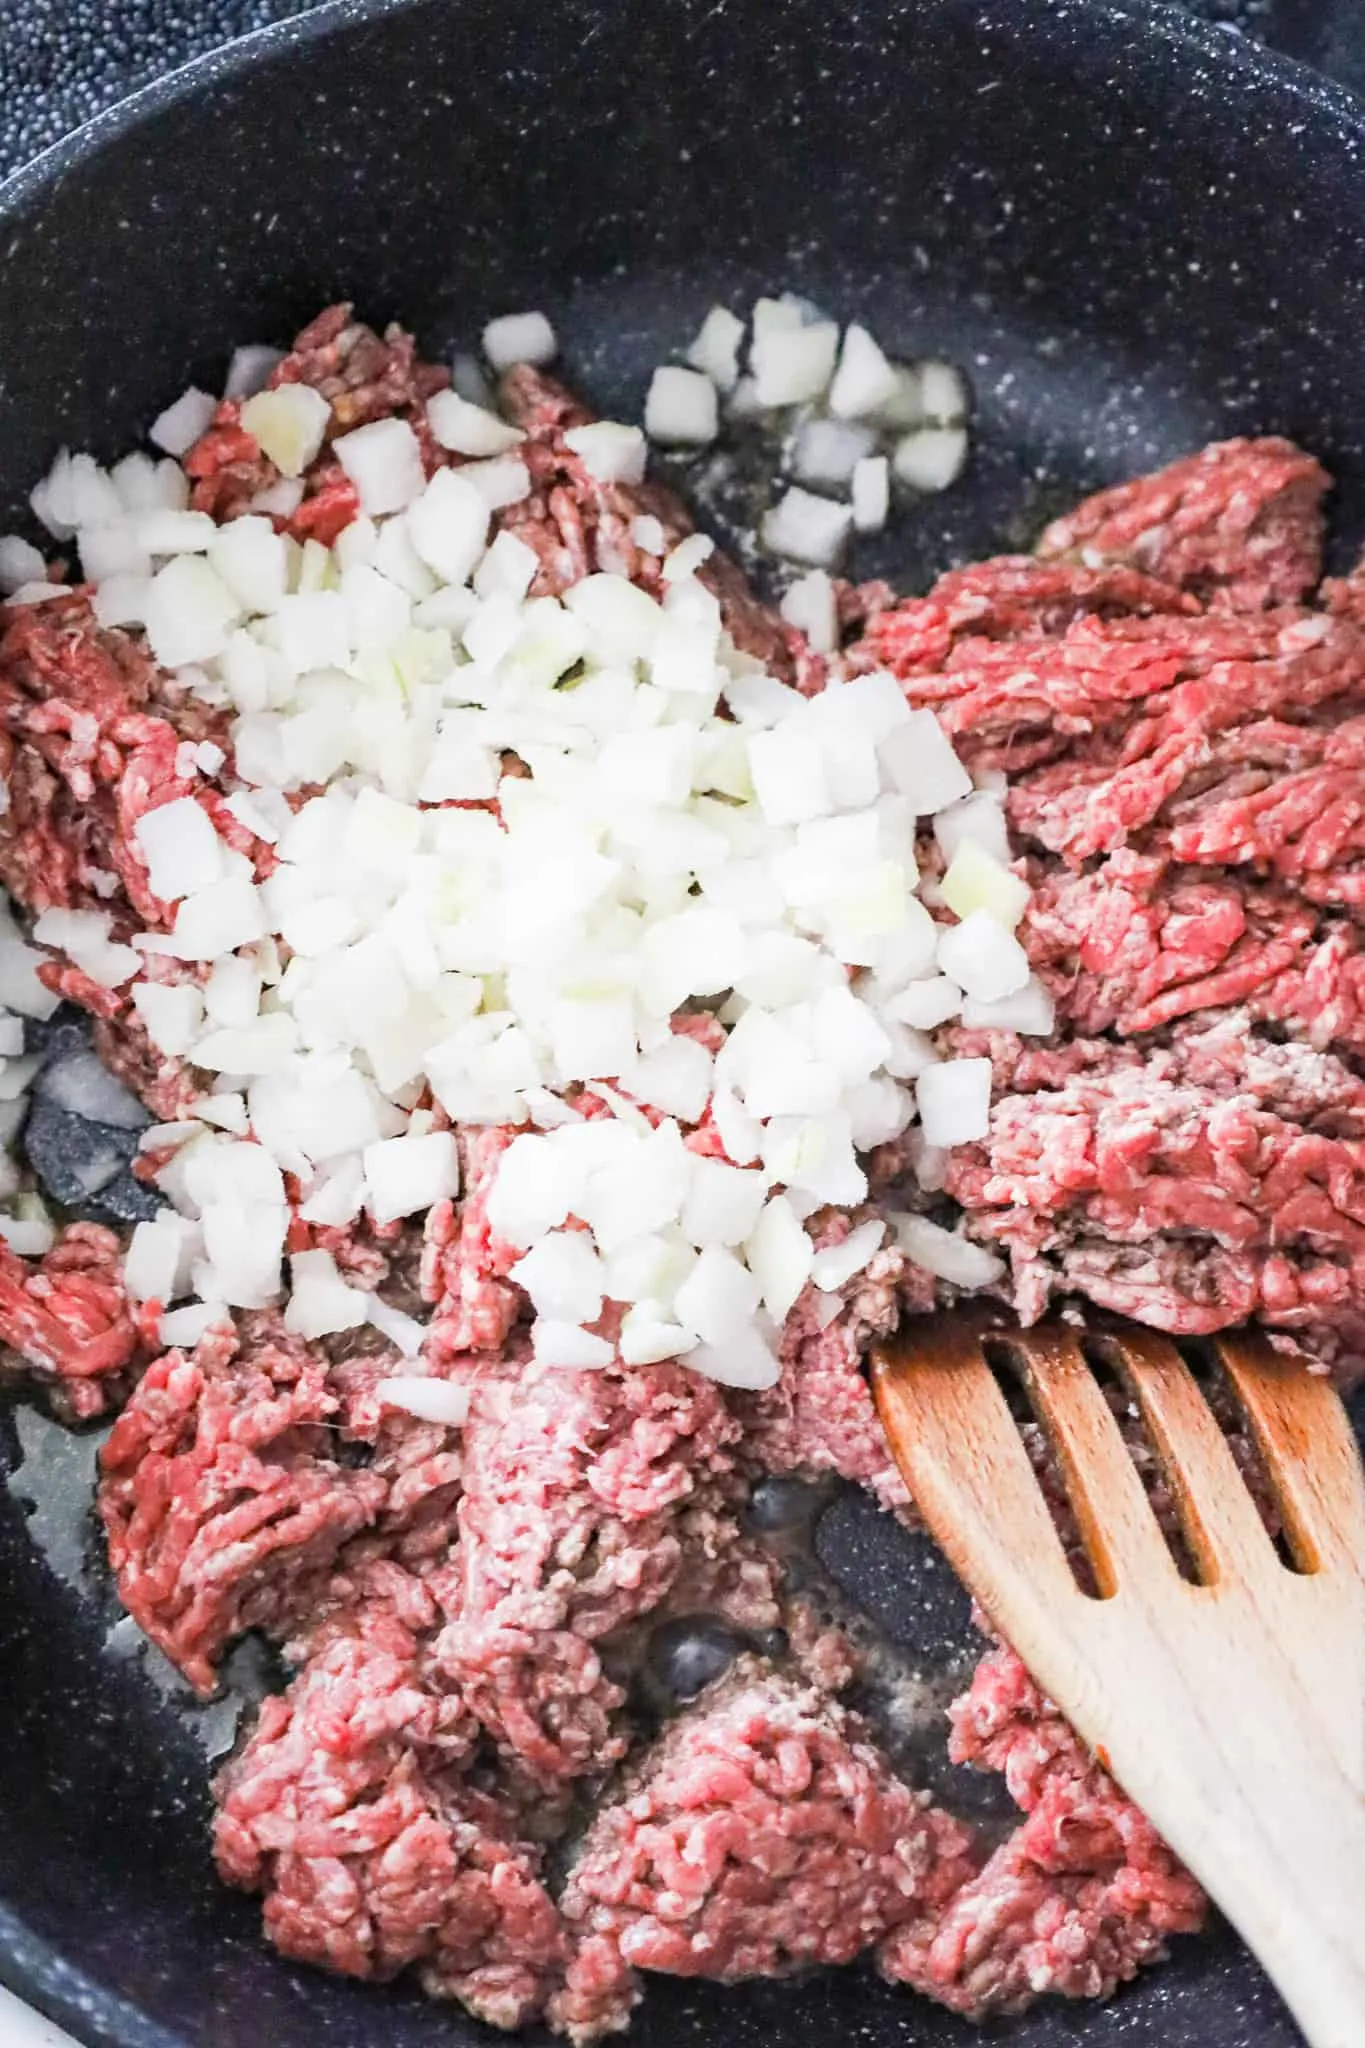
[1,1982,81,2046]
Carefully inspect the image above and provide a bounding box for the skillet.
[2,1,1365,2042]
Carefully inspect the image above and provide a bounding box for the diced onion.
[893,425,969,493]
[224,345,284,400]
[936,910,1031,1003]
[893,1212,1003,1287]
[809,1217,885,1290]
[0,536,47,595]
[915,1059,993,1146]
[779,570,838,654]
[645,366,719,446]
[919,360,971,425]
[564,421,647,484]
[685,306,745,393]
[427,389,526,457]
[940,840,1032,930]
[334,418,426,516]
[149,388,217,458]
[363,1131,461,1223]
[962,975,1056,1036]
[532,1320,615,1369]
[482,311,558,370]
[851,455,890,533]
[879,710,973,814]
[751,320,839,408]
[760,487,853,569]
[828,324,902,420]
[240,384,331,477]
[376,1375,471,1424]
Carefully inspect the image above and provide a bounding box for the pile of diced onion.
[0,305,1036,1395]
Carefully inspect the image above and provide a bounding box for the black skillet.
[3,1,1365,2042]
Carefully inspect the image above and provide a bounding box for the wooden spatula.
[871,1313,1365,2048]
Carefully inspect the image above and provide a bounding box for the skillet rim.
[2,0,1365,2041]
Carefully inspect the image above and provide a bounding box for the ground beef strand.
[552,1668,979,2043]
[436,1356,743,1784]
[214,1591,565,2030]
[880,1642,1206,2014]
[943,1015,1365,1374]
[0,1220,139,1418]
[99,1314,387,1693]
[1022,850,1365,1058]
[1034,435,1328,613]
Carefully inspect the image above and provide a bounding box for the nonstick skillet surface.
[3,4,1365,2043]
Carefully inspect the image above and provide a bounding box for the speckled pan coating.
[1,3,1364,2046]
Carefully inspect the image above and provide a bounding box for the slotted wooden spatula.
[871,1314,1365,2048]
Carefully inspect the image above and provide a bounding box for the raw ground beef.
[99,1313,388,1694]
[436,1355,743,1785]
[552,1666,980,2042]
[735,1262,919,1514]
[857,435,1365,1371]
[5,318,1354,2040]
[0,1219,138,1417]
[1022,850,1365,1057]
[941,1012,1365,1367]
[1033,435,1329,613]
[214,1582,566,2029]
[879,1642,1205,2013]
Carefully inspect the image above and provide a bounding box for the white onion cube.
[135,797,224,903]
[363,1131,461,1224]
[828,323,902,420]
[851,455,890,533]
[131,980,204,1055]
[149,387,217,458]
[376,1375,471,1424]
[645,366,719,446]
[747,720,833,826]
[915,1058,993,1146]
[144,555,242,669]
[511,1230,605,1322]
[681,1158,769,1249]
[779,570,838,655]
[893,425,969,493]
[564,421,647,485]
[879,710,973,814]
[487,1132,584,1246]
[745,1195,812,1322]
[673,1243,762,1345]
[532,1319,614,1369]
[240,384,331,478]
[894,1211,1003,1288]
[482,311,558,370]
[685,306,745,393]
[760,487,853,569]
[936,909,1031,1003]
[751,320,838,408]
[407,468,490,586]
[334,417,426,516]
[427,389,526,456]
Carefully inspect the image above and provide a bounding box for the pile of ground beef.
[858,434,1365,1370]
[12,305,1365,2036]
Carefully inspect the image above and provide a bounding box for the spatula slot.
[982,1334,1117,1600]
[1187,1342,1313,1577]
[1208,1331,1365,1579]
[1077,1334,1204,1584]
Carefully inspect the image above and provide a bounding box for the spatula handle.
[1207,1804,1365,2048]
